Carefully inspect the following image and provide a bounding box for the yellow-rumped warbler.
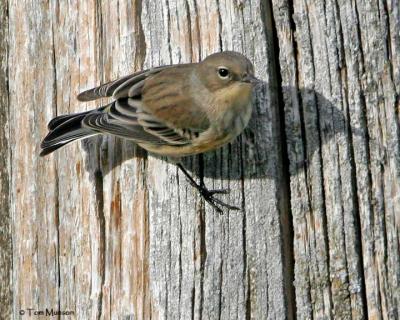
[41,51,259,212]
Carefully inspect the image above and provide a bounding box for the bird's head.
[196,51,259,92]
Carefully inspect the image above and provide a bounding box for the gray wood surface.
[0,1,11,318]
[2,0,399,319]
[272,0,400,318]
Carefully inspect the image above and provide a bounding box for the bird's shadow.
[81,85,361,180]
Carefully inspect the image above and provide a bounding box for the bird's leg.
[177,163,240,213]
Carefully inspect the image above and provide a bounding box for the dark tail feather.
[40,111,97,156]
[46,110,92,130]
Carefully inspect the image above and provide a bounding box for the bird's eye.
[218,67,230,78]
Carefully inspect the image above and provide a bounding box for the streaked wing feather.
[108,101,139,125]
[112,76,146,100]
[82,101,190,145]
[77,65,174,102]
[83,112,163,144]
[77,74,135,101]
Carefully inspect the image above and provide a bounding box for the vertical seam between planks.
[266,0,296,318]
[50,2,61,314]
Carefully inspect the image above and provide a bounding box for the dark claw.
[199,187,241,213]
[207,189,231,195]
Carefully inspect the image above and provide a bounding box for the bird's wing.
[79,63,210,145]
[140,66,210,131]
[82,99,193,146]
[77,65,176,101]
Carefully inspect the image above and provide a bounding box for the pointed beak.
[241,73,260,84]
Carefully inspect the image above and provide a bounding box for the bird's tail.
[40,111,97,156]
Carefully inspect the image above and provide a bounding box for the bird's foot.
[198,185,240,214]
[177,163,240,214]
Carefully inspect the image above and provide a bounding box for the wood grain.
[272,0,400,318]
[0,1,11,318]
[2,0,399,319]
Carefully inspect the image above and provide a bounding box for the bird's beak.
[241,74,260,84]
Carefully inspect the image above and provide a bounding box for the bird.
[40,51,259,213]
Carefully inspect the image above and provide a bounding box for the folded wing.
[82,99,191,145]
[76,63,210,146]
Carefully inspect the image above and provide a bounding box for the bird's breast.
[191,99,252,152]
[213,86,253,137]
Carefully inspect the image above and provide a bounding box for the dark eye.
[218,67,230,78]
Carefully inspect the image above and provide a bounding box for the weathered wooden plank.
[95,0,151,318]
[8,0,60,316]
[0,1,11,318]
[48,1,104,318]
[141,1,289,318]
[48,0,151,318]
[352,0,400,317]
[272,0,400,319]
[271,1,334,318]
